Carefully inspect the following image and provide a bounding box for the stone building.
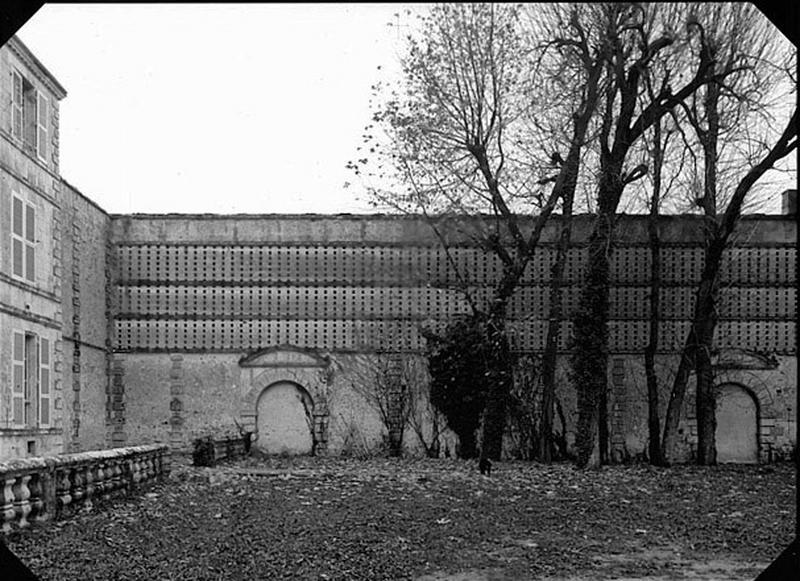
[0,37,66,458]
[1,36,796,463]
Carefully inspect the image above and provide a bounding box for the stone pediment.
[239,345,330,368]
[712,348,779,370]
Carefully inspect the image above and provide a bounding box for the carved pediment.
[712,348,779,370]
[239,344,330,368]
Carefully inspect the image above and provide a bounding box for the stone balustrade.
[193,435,251,467]
[0,444,169,534]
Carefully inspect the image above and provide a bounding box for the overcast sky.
[17,3,418,214]
[15,4,794,216]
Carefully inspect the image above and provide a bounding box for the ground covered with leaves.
[7,457,795,580]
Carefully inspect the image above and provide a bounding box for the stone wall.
[59,181,111,453]
[108,214,796,355]
[103,213,796,461]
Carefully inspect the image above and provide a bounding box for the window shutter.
[12,197,24,277]
[25,203,35,242]
[25,204,36,281]
[36,92,48,161]
[12,331,25,426]
[39,337,50,427]
[12,196,23,236]
[12,71,23,139]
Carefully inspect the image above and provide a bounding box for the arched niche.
[255,381,314,455]
[715,382,759,464]
[238,345,332,454]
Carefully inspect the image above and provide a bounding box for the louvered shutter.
[12,332,25,426]
[12,196,23,277]
[25,203,35,281]
[36,92,48,161]
[39,337,50,427]
[12,71,23,139]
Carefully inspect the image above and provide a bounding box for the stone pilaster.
[70,217,82,451]
[108,356,126,446]
[168,355,185,447]
[610,357,626,462]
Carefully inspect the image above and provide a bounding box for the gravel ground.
[5,456,795,580]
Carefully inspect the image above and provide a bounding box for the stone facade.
[0,37,67,458]
[103,214,796,462]
[0,36,796,463]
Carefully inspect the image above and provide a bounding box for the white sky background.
[17,3,420,214]
[15,4,795,215]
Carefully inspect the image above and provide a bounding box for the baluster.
[56,468,73,518]
[152,452,161,478]
[115,459,126,493]
[71,466,84,508]
[105,459,116,494]
[160,448,169,477]
[95,462,106,499]
[119,458,128,490]
[131,456,141,487]
[2,476,16,533]
[12,474,32,529]
[83,464,94,511]
[141,454,151,482]
[28,472,45,522]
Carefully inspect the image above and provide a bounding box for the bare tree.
[570,3,740,468]
[353,3,604,462]
[346,352,413,457]
[660,4,796,464]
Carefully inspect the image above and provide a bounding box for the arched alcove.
[715,383,759,464]
[238,345,332,455]
[255,381,314,455]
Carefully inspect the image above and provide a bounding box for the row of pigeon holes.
[114,285,795,321]
[115,244,796,286]
[112,319,797,353]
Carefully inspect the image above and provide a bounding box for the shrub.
[424,315,490,459]
[192,436,216,467]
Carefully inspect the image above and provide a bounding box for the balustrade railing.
[192,435,250,467]
[0,444,169,534]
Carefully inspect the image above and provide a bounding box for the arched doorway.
[715,383,758,463]
[255,381,314,455]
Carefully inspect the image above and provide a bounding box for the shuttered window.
[10,332,49,428]
[12,331,25,426]
[11,70,23,139]
[39,337,51,427]
[11,195,35,282]
[36,92,48,161]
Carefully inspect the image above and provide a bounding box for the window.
[11,70,47,161]
[11,194,35,282]
[10,331,50,428]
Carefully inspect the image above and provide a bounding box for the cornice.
[6,36,67,100]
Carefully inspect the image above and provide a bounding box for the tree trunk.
[644,116,665,467]
[480,310,513,461]
[539,217,573,463]
[644,214,665,466]
[572,212,614,468]
[692,247,722,465]
[660,332,695,463]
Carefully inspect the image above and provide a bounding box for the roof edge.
[7,35,67,99]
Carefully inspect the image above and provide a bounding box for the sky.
[16,3,420,214]
[14,4,795,216]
